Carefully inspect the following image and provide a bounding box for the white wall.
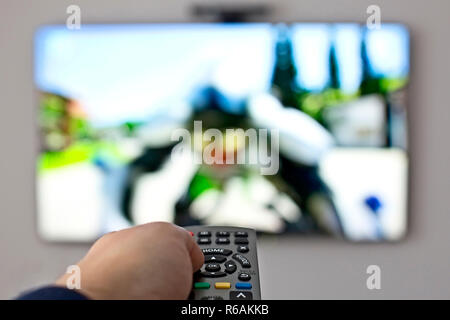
[0,0,449,299]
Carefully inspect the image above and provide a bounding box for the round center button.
[205,263,221,272]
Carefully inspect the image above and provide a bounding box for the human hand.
[56,222,204,300]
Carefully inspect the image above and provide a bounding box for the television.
[34,23,409,242]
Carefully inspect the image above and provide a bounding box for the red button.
[189,231,194,236]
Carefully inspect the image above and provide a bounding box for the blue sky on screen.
[34,23,409,127]
[366,24,409,78]
[291,23,409,93]
[35,24,276,127]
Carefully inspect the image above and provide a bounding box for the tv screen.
[34,23,409,241]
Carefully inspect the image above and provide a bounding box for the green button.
[194,282,210,289]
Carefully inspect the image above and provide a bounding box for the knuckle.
[149,221,182,237]
[151,221,175,231]
[98,230,117,242]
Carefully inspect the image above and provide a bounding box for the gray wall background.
[0,0,449,299]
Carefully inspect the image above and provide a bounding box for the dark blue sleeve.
[16,286,89,300]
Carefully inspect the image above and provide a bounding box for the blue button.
[235,282,252,289]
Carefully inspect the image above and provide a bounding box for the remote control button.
[237,245,249,253]
[194,282,210,289]
[235,238,249,245]
[198,231,211,237]
[234,231,248,237]
[224,261,237,274]
[232,254,251,268]
[236,282,252,289]
[204,255,226,263]
[238,273,251,281]
[215,282,231,289]
[216,231,230,237]
[230,291,253,300]
[205,263,221,272]
[188,231,194,236]
[201,296,223,300]
[200,271,227,278]
[202,248,232,256]
[216,238,230,245]
[198,238,211,245]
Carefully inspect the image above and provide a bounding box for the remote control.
[185,226,261,300]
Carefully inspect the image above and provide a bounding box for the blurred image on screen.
[34,23,409,242]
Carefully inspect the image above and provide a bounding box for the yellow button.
[215,282,231,289]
